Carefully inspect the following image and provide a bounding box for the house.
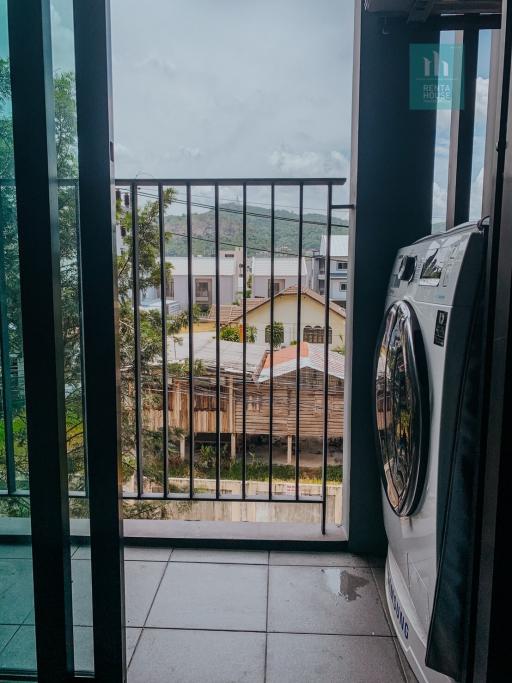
[250,256,308,298]
[147,337,343,464]
[142,251,242,314]
[312,235,349,307]
[231,285,346,348]
[251,342,344,462]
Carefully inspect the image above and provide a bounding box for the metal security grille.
[0,177,350,533]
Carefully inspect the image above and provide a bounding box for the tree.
[265,322,284,349]
[0,62,85,507]
[0,64,194,513]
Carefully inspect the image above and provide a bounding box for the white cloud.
[114,142,135,162]
[135,54,177,79]
[475,77,489,125]
[469,166,484,220]
[436,108,452,133]
[179,146,202,159]
[50,2,76,73]
[269,149,349,177]
[432,181,448,222]
[110,0,353,179]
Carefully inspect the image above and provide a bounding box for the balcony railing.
[0,177,351,533]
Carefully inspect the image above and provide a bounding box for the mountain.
[165,202,348,257]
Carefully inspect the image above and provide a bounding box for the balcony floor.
[0,545,416,681]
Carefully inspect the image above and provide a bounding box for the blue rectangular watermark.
[410,43,464,110]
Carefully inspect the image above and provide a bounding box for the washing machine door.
[374,300,430,516]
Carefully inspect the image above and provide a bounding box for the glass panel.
[376,302,427,517]
[431,31,456,233]
[50,0,93,673]
[0,0,37,672]
[469,29,491,221]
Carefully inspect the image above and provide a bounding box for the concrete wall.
[252,273,307,298]
[171,274,236,309]
[243,294,345,347]
[344,3,439,553]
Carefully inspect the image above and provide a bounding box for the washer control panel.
[387,224,483,308]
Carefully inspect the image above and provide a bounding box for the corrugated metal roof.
[258,341,344,382]
[166,256,236,276]
[170,332,267,375]
[250,257,308,277]
[320,235,349,258]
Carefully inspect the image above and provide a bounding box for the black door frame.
[7,1,74,680]
[6,0,125,681]
[73,0,126,680]
[469,0,512,679]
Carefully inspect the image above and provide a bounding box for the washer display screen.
[374,301,430,516]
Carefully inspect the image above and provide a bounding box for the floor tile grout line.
[0,622,400,638]
[141,553,171,629]
[113,624,399,638]
[370,566,412,682]
[126,550,172,670]
[369,566,393,635]
[0,622,24,660]
[264,558,270,683]
[391,635,412,683]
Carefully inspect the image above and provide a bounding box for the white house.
[250,257,308,298]
[312,235,349,307]
[142,251,241,313]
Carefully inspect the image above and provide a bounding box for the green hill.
[165,202,348,258]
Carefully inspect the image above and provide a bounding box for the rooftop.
[259,342,345,382]
[167,256,236,277]
[250,257,308,277]
[232,286,346,320]
[170,332,267,375]
[203,301,262,325]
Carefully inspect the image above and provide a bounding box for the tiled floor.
[0,545,417,682]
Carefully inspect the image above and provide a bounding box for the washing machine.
[373,221,487,683]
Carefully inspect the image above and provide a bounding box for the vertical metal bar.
[269,184,275,500]
[295,183,303,501]
[187,184,194,497]
[8,0,74,678]
[321,183,333,535]
[73,1,126,679]
[0,184,16,494]
[159,184,169,497]
[215,184,221,499]
[73,180,89,497]
[242,183,247,500]
[131,184,143,497]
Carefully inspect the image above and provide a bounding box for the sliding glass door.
[0,1,125,680]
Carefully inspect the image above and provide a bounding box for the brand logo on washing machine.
[387,573,409,639]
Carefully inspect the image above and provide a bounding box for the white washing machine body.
[374,223,486,683]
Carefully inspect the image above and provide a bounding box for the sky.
[1,0,491,224]
[109,0,354,193]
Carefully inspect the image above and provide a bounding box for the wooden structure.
[146,341,344,461]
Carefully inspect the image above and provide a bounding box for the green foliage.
[246,325,257,343]
[220,325,240,342]
[165,204,348,257]
[265,321,284,349]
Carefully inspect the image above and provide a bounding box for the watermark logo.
[410,43,463,110]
